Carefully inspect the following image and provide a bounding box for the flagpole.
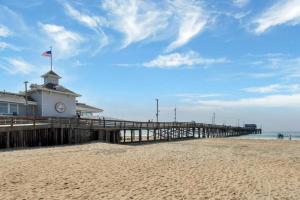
[50,46,52,71]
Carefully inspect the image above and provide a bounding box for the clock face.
[55,102,66,113]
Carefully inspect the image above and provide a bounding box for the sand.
[0,138,299,200]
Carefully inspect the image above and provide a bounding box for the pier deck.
[0,116,261,149]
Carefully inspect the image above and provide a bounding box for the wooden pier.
[0,116,261,149]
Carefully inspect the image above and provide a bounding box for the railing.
[0,116,260,132]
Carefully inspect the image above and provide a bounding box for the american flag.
[42,50,52,57]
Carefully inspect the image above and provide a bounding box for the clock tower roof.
[41,70,61,79]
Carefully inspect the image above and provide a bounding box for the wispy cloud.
[101,0,169,48]
[100,0,211,51]
[247,72,277,79]
[175,93,222,98]
[0,42,9,50]
[39,23,83,58]
[251,54,300,79]
[0,24,11,37]
[243,84,300,94]
[64,3,107,29]
[166,0,209,52]
[144,51,228,68]
[279,57,300,79]
[232,0,250,8]
[223,54,300,81]
[0,58,34,74]
[174,93,223,104]
[63,3,108,49]
[197,93,300,108]
[252,0,300,34]
[0,42,20,51]
[0,5,29,35]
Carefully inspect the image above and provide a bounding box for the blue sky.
[1,0,300,131]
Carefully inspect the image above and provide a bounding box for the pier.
[0,116,261,149]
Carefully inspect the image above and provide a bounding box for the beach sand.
[0,139,299,200]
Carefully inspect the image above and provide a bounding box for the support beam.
[139,129,142,143]
[131,130,134,143]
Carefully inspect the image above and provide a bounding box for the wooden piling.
[0,116,261,148]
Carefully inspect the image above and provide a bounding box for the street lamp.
[24,81,28,116]
[212,112,216,125]
[174,106,177,122]
[156,98,159,122]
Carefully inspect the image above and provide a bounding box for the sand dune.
[0,139,299,200]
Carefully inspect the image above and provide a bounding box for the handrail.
[0,116,261,131]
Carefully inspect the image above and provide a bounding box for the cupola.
[41,70,61,85]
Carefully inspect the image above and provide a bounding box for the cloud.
[243,84,300,94]
[197,93,300,108]
[174,93,223,104]
[225,54,300,81]
[175,93,222,98]
[101,0,210,50]
[63,3,109,52]
[0,42,20,51]
[0,6,29,36]
[39,23,83,58]
[251,54,300,79]
[0,58,34,74]
[166,0,208,52]
[252,0,300,34]
[0,24,11,37]
[144,51,228,68]
[101,0,169,48]
[64,3,107,29]
[247,72,277,79]
[0,42,9,49]
[280,58,300,79]
[232,0,250,7]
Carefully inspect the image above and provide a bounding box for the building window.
[9,103,18,115]
[0,102,8,114]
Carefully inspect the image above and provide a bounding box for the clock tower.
[28,70,81,117]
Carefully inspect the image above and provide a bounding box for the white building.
[0,70,103,118]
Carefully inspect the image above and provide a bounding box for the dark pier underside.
[0,116,261,149]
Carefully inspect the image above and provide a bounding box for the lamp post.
[174,106,177,122]
[212,112,216,125]
[24,81,28,116]
[156,99,159,123]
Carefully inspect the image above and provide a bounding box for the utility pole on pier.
[174,106,177,122]
[212,112,216,124]
[156,99,159,122]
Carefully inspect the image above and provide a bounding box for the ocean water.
[234,132,300,141]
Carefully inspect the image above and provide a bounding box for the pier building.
[0,70,102,118]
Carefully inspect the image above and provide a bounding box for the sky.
[0,0,300,131]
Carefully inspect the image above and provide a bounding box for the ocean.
[234,132,300,141]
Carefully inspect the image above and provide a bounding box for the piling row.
[0,116,261,149]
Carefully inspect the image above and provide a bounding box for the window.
[9,103,18,114]
[0,102,8,114]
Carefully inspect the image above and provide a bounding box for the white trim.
[42,73,61,79]
[29,87,81,97]
[0,99,37,105]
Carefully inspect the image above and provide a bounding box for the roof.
[30,83,81,97]
[41,70,61,78]
[76,103,103,113]
[0,91,37,105]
